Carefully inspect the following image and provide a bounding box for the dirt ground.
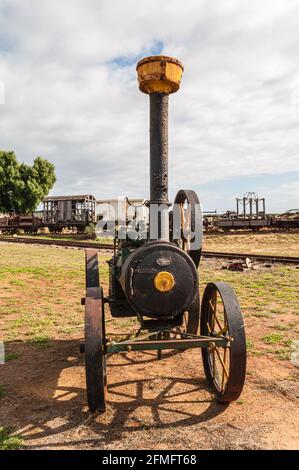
[0,235,298,450]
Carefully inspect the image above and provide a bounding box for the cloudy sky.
[0,0,298,213]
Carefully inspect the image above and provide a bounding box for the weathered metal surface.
[79,55,248,412]
[200,281,246,402]
[107,336,229,354]
[137,55,183,94]
[149,92,169,240]
[150,93,169,205]
[119,241,198,318]
[84,250,107,411]
[173,189,203,268]
[185,289,200,335]
[43,194,96,228]
[85,249,100,289]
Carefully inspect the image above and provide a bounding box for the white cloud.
[0,0,298,211]
[0,80,4,104]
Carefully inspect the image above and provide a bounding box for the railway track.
[201,251,299,264]
[0,236,298,264]
[0,236,112,250]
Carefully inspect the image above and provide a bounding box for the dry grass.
[0,240,298,362]
[0,237,298,450]
[203,231,299,257]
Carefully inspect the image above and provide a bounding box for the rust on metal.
[136,55,184,94]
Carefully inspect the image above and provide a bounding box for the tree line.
[0,150,56,214]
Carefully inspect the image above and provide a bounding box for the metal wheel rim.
[200,282,246,402]
[85,249,107,412]
[173,190,202,268]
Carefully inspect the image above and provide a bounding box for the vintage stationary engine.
[83,56,246,412]
[107,56,201,328]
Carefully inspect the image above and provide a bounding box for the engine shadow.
[1,339,228,449]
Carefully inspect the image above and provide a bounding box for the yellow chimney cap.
[136,55,184,95]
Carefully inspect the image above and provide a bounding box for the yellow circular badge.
[154,271,175,293]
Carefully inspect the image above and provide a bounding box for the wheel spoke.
[209,298,227,334]
[221,347,228,391]
[209,297,217,331]
[180,204,185,237]
[212,349,216,381]
[215,318,227,335]
[214,347,229,379]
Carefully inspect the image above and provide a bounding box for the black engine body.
[119,241,198,319]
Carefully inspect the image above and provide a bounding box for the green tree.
[0,150,56,214]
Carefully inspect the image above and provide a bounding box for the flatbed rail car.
[273,209,299,230]
[0,195,97,234]
[0,214,42,234]
[204,213,299,231]
[203,195,299,231]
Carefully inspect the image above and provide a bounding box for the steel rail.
[0,236,112,250]
[201,251,299,264]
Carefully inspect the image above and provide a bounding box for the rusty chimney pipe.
[136,56,184,240]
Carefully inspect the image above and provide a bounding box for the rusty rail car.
[0,195,96,234]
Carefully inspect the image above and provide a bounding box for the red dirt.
[1,338,298,450]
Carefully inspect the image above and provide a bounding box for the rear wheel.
[173,190,203,268]
[200,282,246,402]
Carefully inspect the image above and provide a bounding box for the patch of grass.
[271,323,291,331]
[0,427,24,450]
[58,326,78,335]
[251,349,266,357]
[28,335,49,349]
[9,279,26,287]
[246,339,254,350]
[0,385,7,398]
[274,349,291,361]
[10,314,55,341]
[203,232,299,257]
[287,372,299,381]
[262,333,283,345]
[5,352,20,362]
[0,266,46,277]
[250,311,274,319]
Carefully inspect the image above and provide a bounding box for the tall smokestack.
[136,56,184,240]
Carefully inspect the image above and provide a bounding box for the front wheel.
[84,249,107,412]
[200,282,246,402]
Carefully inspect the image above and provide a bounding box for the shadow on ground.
[1,339,228,449]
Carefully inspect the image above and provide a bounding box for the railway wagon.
[43,194,96,233]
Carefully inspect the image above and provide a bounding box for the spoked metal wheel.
[200,282,246,402]
[84,249,107,412]
[173,190,203,268]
